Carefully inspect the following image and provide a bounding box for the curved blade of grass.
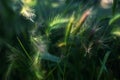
[109,14,120,25]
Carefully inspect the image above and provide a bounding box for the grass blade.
[17,37,33,62]
[97,51,111,80]
[65,12,75,45]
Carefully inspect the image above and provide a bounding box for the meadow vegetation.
[0,0,120,80]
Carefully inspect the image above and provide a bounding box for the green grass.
[0,0,120,80]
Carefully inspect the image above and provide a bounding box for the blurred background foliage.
[0,0,120,80]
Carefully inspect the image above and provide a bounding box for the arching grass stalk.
[65,12,75,47]
[109,14,120,25]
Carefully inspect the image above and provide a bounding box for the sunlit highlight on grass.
[111,27,120,36]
